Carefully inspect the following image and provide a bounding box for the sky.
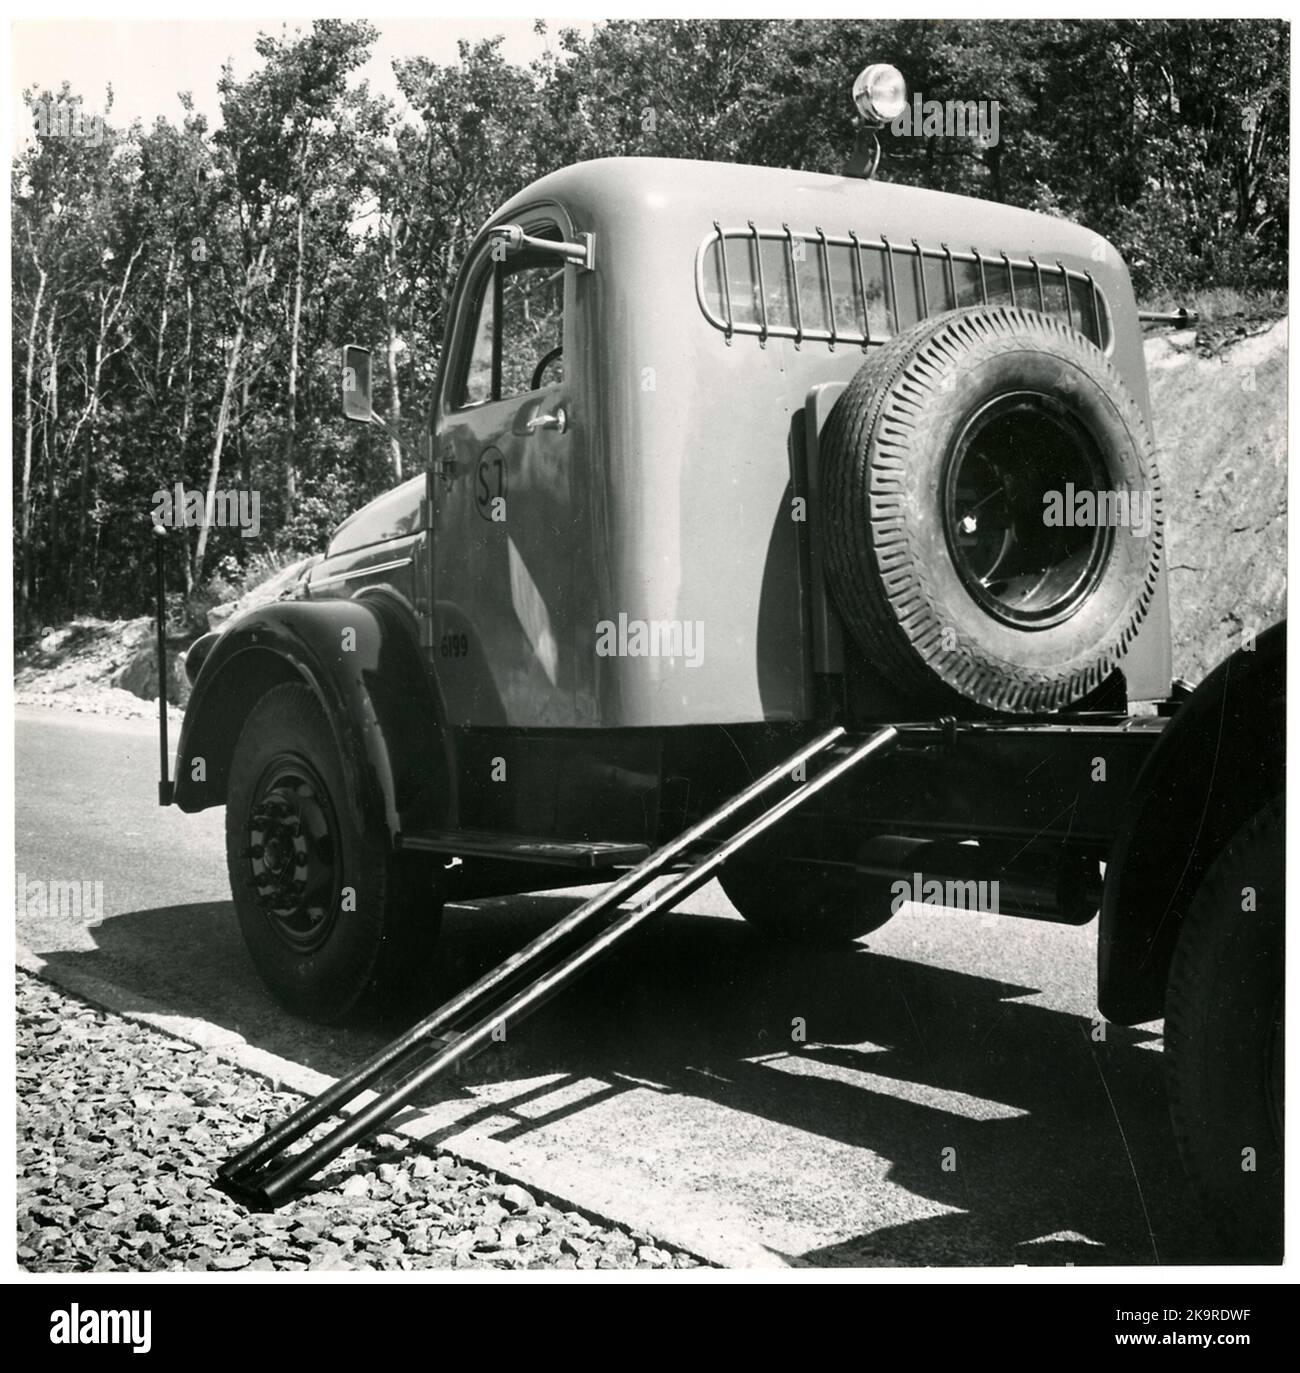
[10,17,592,150]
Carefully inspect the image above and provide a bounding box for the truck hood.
[326,474,424,558]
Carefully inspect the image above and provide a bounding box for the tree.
[9,18,1288,632]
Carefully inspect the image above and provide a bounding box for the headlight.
[853,63,907,124]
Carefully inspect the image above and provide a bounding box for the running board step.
[399,829,649,869]
[216,723,898,1208]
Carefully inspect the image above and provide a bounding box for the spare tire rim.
[246,754,342,953]
[944,391,1115,629]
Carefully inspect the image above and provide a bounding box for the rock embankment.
[1146,317,1287,684]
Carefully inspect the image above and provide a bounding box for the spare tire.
[822,307,1163,713]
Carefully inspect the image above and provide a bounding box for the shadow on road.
[32,891,1233,1266]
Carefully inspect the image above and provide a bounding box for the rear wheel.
[225,683,443,1023]
[719,858,893,945]
[1164,800,1283,1257]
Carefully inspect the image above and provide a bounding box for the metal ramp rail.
[216,723,898,1207]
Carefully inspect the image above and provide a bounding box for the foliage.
[11,18,1288,627]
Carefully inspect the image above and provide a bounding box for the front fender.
[1098,621,1284,1024]
[172,598,451,844]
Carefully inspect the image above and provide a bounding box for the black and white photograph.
[4,3,1293,1320]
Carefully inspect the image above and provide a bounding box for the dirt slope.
[1146,318,1287,684]
[14,618,186,720]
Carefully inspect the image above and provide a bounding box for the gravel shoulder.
[16,971,702,1273]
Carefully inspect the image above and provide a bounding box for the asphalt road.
[15,705,1227,1267]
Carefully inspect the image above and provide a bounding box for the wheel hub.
[944,391,1114,629]
[245,765,341,953]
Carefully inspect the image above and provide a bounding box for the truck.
[156,63,1283,1254]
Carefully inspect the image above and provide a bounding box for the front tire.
[1164,800,1283,1257]
[225,683,442,1023]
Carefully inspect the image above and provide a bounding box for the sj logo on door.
[475,449,507,522]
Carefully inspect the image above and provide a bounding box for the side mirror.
[489,224,595,272]
[341,344,373,422]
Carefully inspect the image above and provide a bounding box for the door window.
[457,233,566,408]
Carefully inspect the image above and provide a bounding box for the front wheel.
[225,683,443,1023]
[719,858,893,945]
[1164,800,1283,1257]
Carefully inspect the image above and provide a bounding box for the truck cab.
[316,156,1169,731]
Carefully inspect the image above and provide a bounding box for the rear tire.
[720,859,892,945]
[1164,800,1283,1257]
[225,683,443,1023]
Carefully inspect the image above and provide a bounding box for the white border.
[4,4,1295,1290]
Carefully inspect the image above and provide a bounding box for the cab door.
[432,216,580,728]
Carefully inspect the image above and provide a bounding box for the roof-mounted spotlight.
[853,63,908,126]
[844,62,907,180]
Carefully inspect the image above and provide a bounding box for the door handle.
[526,405,568,434]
